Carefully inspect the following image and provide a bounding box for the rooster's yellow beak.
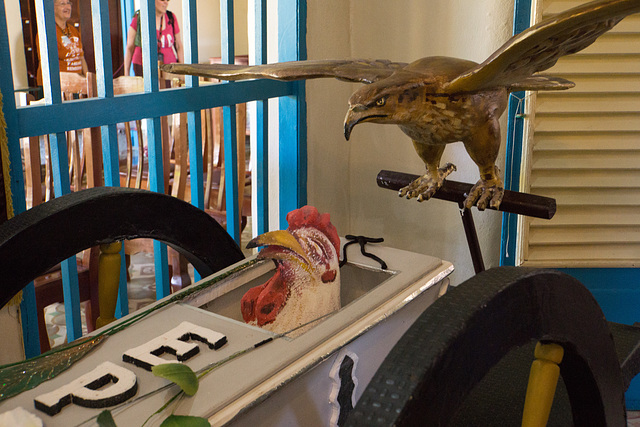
[247,230,313,274]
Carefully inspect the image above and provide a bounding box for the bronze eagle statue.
[163,0,640,210]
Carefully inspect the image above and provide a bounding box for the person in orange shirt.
[36,0,88,86]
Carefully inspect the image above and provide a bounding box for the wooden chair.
[114,75,145,190]
[0,187,244,353]
[60,72,103,192]
[20,93,47,209]
[22,72,103,209]
[20,72,103,352]
[199,102,251,232]
[114,73,193,289]
[116,72,173,194]
[196,55,252,236]
[20,72,183,350]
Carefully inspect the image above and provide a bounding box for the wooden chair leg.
[135,120,145,190]
[36,300,51,353]
[82,247,100,332]
[24,135,43,209]
[124,121,134,188]
[44,135,54,201]
[522,342,564,427]
[169,248,191,292]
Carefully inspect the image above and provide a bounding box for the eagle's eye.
[375,96,386,107]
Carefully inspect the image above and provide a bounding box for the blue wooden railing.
[500,0,530,267]
[0,0,307,358]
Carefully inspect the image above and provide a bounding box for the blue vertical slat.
[182,0,199,90]
[139,0,170,297]
[221,0,241,244]
[92,0,128,316]
[35,0,61,104]
[255,0,269,235]
[148,111,170,299]
[91,0,114,99]
[183,0,203,210]
[19,284,40,357]
[92,0,119,188]
[278,0,307,229]
[35,0,82,342]
[140,0,159,92]
[152,239,170,299]
[0,0,40,356]
[183,0,204,282]
[500,0,531,267]
[51,132,83,341]
[121,0,135,65]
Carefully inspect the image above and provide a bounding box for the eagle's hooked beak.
[344,104,367,141]
[247,230,314,274]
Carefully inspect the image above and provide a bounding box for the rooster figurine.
[163,0,640,210]
[241,206,341,335]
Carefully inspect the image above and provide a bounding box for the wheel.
[0,186,244,308]
[345,267,626,426]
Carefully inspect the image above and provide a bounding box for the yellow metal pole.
[96,241,122,328]
[522,342,564,427]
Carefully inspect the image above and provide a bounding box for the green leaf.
[159,415,210,427]
[96,410,117,427]
[151,363,199,396]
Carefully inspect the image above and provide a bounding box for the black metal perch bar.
[376,170,556,219]
[376,170,557,274]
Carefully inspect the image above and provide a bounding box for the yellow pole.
[95,241,122,328]
[522,342,564,427]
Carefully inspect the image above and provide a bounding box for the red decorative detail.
[240,284,263,323]
[286,205,340,255]
[240,270,289,326]
[322,269,337,283]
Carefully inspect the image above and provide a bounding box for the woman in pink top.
[123,0,184,77]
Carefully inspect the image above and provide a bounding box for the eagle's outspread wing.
[162,59,408,84]
[445,0,640,93]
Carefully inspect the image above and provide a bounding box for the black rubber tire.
[0,186,244,308]
[345,267,626,426]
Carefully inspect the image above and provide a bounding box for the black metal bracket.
[376,170,557,273]
[340,235,388,270]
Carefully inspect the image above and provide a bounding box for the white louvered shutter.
[517,0,640,267]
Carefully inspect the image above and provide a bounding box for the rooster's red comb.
[286,206,340,255]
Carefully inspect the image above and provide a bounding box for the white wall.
[306,0,514,285]
[190,0,250,62]
[6,1,28,90]
[0,303,25,364]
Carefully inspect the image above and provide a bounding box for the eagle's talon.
[400,176,436,201]
[490,188,504,209]
[401,163,457,202]
[465,180,504,210]
[440,163,457,177]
